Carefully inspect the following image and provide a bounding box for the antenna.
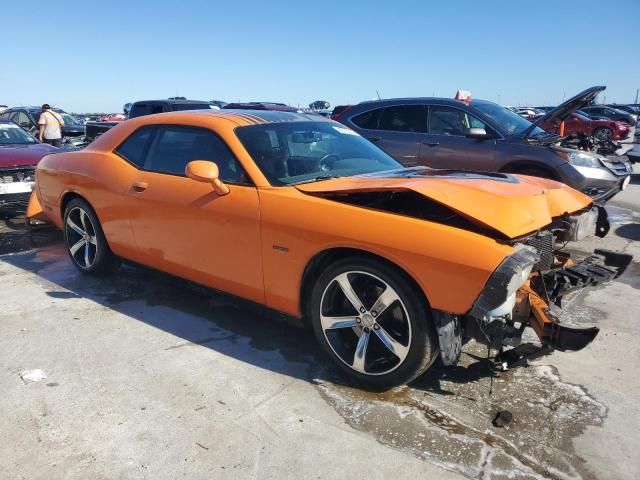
[376,90,381,100]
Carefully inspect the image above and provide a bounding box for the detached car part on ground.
[26,110,631,389]
[336,86,631,205]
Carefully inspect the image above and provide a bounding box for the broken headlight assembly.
[553,148,602,168]
[468,245,539,321]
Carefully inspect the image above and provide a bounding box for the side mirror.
[185,160,230,196]
[466,128,489,139]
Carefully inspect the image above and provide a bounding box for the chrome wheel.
[319,271,412,376]
[65,206,98,269]
[594,128,612,142]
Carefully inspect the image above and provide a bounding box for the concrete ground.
[0,165,638,480]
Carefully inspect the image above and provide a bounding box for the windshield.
[60,113,80,125]
[236,121,402,185]
[0,122,37,145]
[472,100,547,136]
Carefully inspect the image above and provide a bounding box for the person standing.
[37,104,65,146]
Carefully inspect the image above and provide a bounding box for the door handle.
[367,136,381,142]
[131,181,148,192]
[422,141,439,147]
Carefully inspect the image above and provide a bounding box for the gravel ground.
[0,164,638,480]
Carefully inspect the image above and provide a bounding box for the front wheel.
[63,198,120,275]
[593,127,613,142]
[310,258,437,390]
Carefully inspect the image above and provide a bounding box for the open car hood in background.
[296,170,593,239]
[522,86,606,138]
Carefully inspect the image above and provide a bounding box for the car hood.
[523,86,606,138]
[0,143,60,167]
[295,169,592,239]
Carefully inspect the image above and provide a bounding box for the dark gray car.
[581,106,636,125]
[334,87,631,203]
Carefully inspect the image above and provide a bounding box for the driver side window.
[15,112,32,129]
[143,126,249,184]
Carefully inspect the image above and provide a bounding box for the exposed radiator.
[524,231,554,271]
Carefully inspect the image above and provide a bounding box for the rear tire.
[309,257,437,390]
[63,198,120,275]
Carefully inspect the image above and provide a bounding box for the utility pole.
[635,88,639,105]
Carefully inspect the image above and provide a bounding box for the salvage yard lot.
[1,169,639,480]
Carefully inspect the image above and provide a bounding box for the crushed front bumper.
[436,248,633,367]
[517,249,632,351]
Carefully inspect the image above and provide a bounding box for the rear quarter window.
[115,127,155,167]
[351,108,383,129]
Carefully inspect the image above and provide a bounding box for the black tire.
[309,257,437,390]
[63,198,120,275]
[593,127,613,142]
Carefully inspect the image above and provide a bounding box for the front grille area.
[0,167,35,184]
[600,158,631,175]
[524,231,554,271]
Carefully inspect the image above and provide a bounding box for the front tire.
[593,127,613,142]
[310,257,437,390]
[63,198,119,275]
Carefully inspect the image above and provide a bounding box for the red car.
[535,112,630,142]
[0,118,59,210]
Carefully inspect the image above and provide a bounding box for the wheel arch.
[299,247,431,322]
[60,191,88,220]
[499,160,559,180]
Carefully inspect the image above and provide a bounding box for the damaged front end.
[437,239,632,367]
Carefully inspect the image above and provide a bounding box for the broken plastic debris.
[20,369,47,384]
[492,410,513,428]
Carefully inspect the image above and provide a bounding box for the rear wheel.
[63,198,119,275]
[310,257,437,390]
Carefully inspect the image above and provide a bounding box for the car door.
[368,105,427,166]
[349,105,426,166]
[124,124,264,303]
[418,105,497,170]
[563,114,582,135]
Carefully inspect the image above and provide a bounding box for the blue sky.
[3,0,639,113]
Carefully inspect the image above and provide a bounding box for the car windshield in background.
[472,100,547,136]
[172,103,216,111]
[236,121,402,185]
[60,113,80,125]
[0,122,37,145]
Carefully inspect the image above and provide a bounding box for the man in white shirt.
[37,104,65,147]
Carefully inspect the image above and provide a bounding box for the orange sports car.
[27,110,631,389]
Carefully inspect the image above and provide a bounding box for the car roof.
[132,99,211,105]
[203,109,325,125]
[125,109,330,127]
[7,106,66,113]
[357,97,470,107]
